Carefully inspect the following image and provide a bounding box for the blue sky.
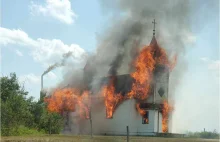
[0,0,219,133]
[1,0,106,100]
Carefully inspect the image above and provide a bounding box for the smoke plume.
[50,0,194,133]
[89,0,193,133]
[42,51,73,76]
[89,0,192,93]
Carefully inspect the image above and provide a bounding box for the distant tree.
[32,100,64,134]
[1,73,33,135]
[186,130,220,139]
[1,73,64,136]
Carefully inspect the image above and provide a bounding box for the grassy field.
[1,135,219,142]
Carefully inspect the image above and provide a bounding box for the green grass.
[1,135,219,142]
[1,125,45,136]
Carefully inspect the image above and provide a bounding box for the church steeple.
[150,19,158,46]
[152,19,156,36]
[150,35,158,46]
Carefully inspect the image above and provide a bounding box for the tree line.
[186,131,219,139]
[1,73,64,136]
[1,73,219,139]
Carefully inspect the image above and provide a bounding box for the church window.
[142,111,149,124]
[158,87,165,97]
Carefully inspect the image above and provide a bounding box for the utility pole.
[41,74,44,91]
[126,126,129,142]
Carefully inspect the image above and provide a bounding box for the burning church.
[44,19,175,136]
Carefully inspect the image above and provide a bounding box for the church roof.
[150,35,158,47]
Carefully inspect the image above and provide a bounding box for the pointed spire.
[150,35,158,46]
[152,19,157,36]
[150,19,158,46]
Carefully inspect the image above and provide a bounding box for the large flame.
[128,42,175,131]
[44,88,90,119]
[101,77,124,118]
[136,103,146,116]
[99,41,176,120]
[44,36,177,133]
[127,45,155,100]
[136,103,149,124]
[77,91,90,119]
[162,100,173,133]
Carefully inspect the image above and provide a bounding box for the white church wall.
[159,112,163,133]
[135,110,156,135]
[168,113,173,133]
[153,110,163,133]
[69,99,158,135]
[154,110,159,132]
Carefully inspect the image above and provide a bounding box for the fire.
[101,77,124,118]
[44,88,77,112]
[136,103,149,124]
[127,45,155,100]
[145,118,149,123]
[162,100,173,133]
[136,103,146,116]
[127,42,175,101]
[44,88,90,119]
[127,39,176,131]
[99,40,176,121]
[44,34,177,133]
[152,45,169,66]
[77,91,90,119]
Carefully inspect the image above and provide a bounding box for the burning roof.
[44,32,176,133]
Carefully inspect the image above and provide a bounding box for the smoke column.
[52,0,195,133]
[42,51,73,76]
[89,0,192,92]
[89,0,193,133]
[41,51,73,90]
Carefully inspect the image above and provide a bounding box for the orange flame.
[77,91,90,119]
[136,103,149,124]
[45,36,177,134]
[127,45,155,100]
[128,42,176,132]
[101,77,124,118]
[145,118,149,123]
[44,88,90,119]
[100,42,177,120]
[162,100,173,133]
[136,103,146,116]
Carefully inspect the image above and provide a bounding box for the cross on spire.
[152,19,156,36]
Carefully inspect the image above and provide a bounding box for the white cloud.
[19,73,40,85]
[19,72,57,85]
[0,28,36,46]
[30,0,77,24]
[15,49,23,57]
[0,27,86,67]
[200,57,209,62]
[182,30,197,44]
[31,38,86,66]
[208,60,220,70]
[200,57,220,70]
[200,57,219,80]
[1,27,86,100]
[44,72,57,80]
[18,74,41,100]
